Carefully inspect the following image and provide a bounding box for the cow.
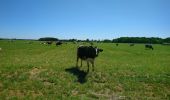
[129,43,135,46]
[56,41,62,46]
[145,44,154,50]
[116,43,119,46]
[76,45,103,72]
[73,41,77,44]
[27,41,33,44]
[46,41,53,45]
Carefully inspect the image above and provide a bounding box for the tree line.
[1,37,170,44]
[38,37,170,44]
[112,37,170,44]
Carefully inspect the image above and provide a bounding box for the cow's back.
[77,46,96,59]
[145,44,153,50]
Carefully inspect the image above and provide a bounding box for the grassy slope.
[0,40,170,99]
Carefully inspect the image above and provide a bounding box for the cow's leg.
[87,61,89,72]
[91,60,94,71]
[81,59,82,67]
[76,57,79,67]
[89,59,95,71]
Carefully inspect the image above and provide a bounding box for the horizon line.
[0,36,169,40]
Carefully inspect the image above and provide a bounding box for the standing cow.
[46,41,53,45]
[76,45,103,72]
[56,41,62,46]
[145,44,154,50]
[129,43,135,46]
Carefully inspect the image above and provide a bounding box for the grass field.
[0,40,170,99]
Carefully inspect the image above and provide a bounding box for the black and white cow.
[76,45,103,72]
[46,41,53,45]
[145,44,154,50]
[56,41,62,46]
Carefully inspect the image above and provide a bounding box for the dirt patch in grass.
[29,90,43,98]
[29,67,47,79]
[29,68,56,87]
[6,90,43,99]
[0,82,3,88]
[88,90,122,100]
[114,84,124,92]
[43,80,55,86]
[7,90,25,98]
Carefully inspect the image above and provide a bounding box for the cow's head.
[94,47,103,56]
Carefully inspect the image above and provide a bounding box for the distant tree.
[77,40,82,42]
[163,37,170,43]
[103,39,112,43]
[86,39,90,42]
[112,37,163,44]
[38,37,58,41]
[68,39,77,42]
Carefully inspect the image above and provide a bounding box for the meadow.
[0,40,170,99]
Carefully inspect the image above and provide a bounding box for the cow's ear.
[99,49,103,52]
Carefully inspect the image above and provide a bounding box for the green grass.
[0,40,170,99]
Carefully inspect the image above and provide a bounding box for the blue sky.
[0,0,170,40]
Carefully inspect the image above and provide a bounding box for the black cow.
[56,41,62,46]
[145,44,154,50]
[46,41,53,45]
[116,43,119,46]
[27,41,33,44]
[76,45,103,72]
[129,43,135,46]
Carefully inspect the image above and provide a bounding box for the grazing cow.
[145,44,154,50]
[27,41,33,44]
[73,41,77,44]
[76,45,103,72]
[46,41,53,45]
[116,43,119,46]
[56,41,62,46]
[40,42,46,45]
[129,43,135,46]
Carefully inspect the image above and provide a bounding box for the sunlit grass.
[0,40,170,99]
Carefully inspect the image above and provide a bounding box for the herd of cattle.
[41,41,63,46]
[38,41,154,71]
[115,43,154,50]
[40,41,154,50]
[76,43,154,72]
[0,41,155,71]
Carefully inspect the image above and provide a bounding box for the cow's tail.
[76,45,80,67]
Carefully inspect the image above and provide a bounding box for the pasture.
[0,40,170,99]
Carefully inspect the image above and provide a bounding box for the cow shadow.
[65,67,88,84]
